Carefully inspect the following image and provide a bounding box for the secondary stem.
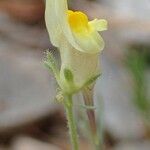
[83,87,103,150]
[64,94,79,150]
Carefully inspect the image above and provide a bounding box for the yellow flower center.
[67,10,90,33]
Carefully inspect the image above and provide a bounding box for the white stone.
[95,55,145,140]
[113,141,150,150]
[12,137,61,150]
[0,27,60,131]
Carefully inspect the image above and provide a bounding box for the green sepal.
[64,68,74,83]
[83,74,101,88]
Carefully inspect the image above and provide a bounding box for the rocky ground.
[0,0,150,149]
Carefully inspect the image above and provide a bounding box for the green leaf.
[64,68,74,82]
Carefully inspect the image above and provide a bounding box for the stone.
[0,13,50,49]
[73,0,150,45]
[95,55,146,140]
[0,147,8,150]
[113,141,150,150]
[0,32,60,131]
[0,0,44,24]
[100,0,150,20]
[11,136,61,150]
[103,0,150,44]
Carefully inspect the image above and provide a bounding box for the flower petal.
[55,0,84,51]
[89,19,108,32]
[45,0,105,54]
[45,0,62,47]
[72,30,105,54]
[55,0,105,53]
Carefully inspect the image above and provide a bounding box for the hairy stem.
[64,94,79,150]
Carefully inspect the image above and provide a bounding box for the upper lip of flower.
[67,10,90,34]
[45,0,107,54]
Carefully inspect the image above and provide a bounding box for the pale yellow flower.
[45,0,107,93]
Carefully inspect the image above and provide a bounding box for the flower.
[45,0,107,94]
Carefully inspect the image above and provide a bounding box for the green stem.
[64,94,79,150]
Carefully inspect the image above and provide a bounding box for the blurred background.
[0,0,150,149]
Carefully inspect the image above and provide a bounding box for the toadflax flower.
[45,0,107,94]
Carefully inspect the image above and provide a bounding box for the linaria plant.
[44,0,107,149]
